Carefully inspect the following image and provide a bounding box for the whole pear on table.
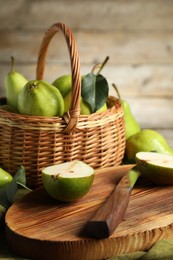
[125,129,173,163]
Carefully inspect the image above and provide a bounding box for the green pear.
[18,80,64,116]
[125,129,173,163]
[5,57,27,111]
[121,100,141,140]
[52,75,72,98]
[64,91,107,115]
[52,75,85,98]
[112,84,140,140]
[0,168,13,188]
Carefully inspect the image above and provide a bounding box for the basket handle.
[36,22,81,133]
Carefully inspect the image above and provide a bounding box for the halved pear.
[42,161,94,202]
[136,152,173,185]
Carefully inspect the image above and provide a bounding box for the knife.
[85,167,140,239]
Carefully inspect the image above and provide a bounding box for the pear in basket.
[18,80,64,116]
[52,57,110,115]
[5,57,27,111]
[52,74,72,98]
[64,91,107,115]
[53,73,108,115]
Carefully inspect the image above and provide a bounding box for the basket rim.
[0,96,123,131]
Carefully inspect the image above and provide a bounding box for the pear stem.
[10,56,15,73]
[112,83,122,100]
[91,56,109,76]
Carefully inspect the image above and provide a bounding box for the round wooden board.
[5,166,173,260]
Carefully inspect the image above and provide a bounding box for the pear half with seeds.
[42,161,95,202]
[136,152,173,185]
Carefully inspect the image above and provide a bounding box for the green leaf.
[95,74,109,111]
[81,73,96,112]
[81,73,109,113]
[0,166,30,208]
[6,166,26,203]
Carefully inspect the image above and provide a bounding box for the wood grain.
[0,0,173,31]
[1,31,173,64]
[86,174,133,239]
[5,167,173,260]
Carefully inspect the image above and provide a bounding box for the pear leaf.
[81,73,96,112]
[6,165,26,203]
[95,74,109,111]
[0,166,30,208]
[81,73,109,113]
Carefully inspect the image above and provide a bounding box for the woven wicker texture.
[0,22,126,188]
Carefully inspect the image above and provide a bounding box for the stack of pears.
[3,57,109,117]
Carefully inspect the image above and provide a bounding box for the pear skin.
[52,75,72,98]
[125,129,173,163]
[5,57,27,111]
[18,80,64,116]
[121,100,141,139]
[0,168,13,188]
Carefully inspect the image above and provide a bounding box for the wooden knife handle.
[86,175,132,239]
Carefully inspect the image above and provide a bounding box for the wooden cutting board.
[5,165,173,260]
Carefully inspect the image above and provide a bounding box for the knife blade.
[85,167,140,239]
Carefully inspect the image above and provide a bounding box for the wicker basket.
[0,22,126,188]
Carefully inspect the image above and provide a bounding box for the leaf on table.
[6,165,27,203]
[0,166,31,208]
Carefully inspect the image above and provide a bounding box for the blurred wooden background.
[0,0,172,147]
